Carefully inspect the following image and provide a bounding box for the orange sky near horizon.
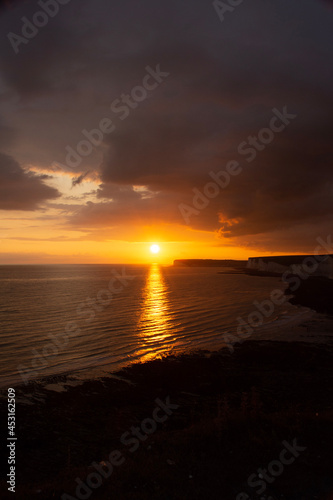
[0,170,239,264]
[0,222,305,266]
[0,170,324,265]
[0,238,284,266]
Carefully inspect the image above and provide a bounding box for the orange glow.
[0,164,288,264]
[136,263,174,363]
[0,177,296,265]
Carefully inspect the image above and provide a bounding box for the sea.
[0,264,314,389]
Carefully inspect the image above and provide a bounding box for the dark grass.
[286,277,333,315]
[1,340,333,500]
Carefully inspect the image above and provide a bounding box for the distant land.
[174,255,333,280]
[173,259,246,267]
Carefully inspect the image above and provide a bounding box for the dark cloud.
[0,0,332,250]
[0,0,28,13]
[0,153,60,210]
[72,170,90,188]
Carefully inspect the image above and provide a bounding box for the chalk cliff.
[247,255,333,279]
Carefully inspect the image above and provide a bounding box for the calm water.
[0,264,308,388]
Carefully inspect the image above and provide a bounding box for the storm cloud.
[0,0,332,250]
[0,153,60,210]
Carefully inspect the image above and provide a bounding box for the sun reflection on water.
[137,263,172,361]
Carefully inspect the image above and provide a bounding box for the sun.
[150,244,160,254]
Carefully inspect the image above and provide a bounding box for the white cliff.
[247,255,333,279]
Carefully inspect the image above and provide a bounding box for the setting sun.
[150,244,160,254]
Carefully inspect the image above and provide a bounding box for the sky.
[0,0,332,264]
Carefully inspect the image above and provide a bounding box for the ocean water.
[0,264,309,388]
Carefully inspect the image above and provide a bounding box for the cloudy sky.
[0,0,332,263]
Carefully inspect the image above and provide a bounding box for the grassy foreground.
[1,339,333,500]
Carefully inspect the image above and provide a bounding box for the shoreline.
[1,276,333,392]
[2,264,333,393]
[1,310,331,395]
